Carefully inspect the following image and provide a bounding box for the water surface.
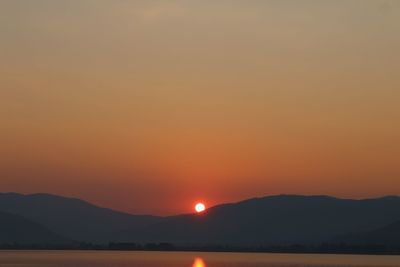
[0,251,399,267]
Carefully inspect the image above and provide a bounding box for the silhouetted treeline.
[1,242,400,255]
[109,242,174,251]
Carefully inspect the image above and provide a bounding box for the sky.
[1,0,399,215]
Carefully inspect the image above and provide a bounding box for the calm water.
[0,251,399,267]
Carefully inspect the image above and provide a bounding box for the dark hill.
[2,193,400,246]
[337,220,400,246]
[118,195,400,246]
[0,193,162,243]
[0,211,67,245]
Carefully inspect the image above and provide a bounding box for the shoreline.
[0,245,399,256]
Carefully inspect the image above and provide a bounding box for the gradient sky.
[1,0,399,215]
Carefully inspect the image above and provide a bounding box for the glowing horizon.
[1,1,399,215]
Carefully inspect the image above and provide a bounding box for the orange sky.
[1,1,399,215]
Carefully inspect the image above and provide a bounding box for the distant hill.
[1,193,400,247]
[337,220,400,246]
[0,211,67,245]
[118,195,400,246]
[0,193,162,243]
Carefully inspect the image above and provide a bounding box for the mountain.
[0,211,67,245]
[0,193,162,243]
[118,195,400,246]
[1,193,400,246]
[337,220,400,246]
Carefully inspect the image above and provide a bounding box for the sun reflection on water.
[192,257,206,267]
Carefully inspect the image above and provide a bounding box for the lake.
[0,251,399,267]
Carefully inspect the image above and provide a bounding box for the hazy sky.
[1,0,399,215]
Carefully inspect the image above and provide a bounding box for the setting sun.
[192,257,206,267]
[195,203,206,213]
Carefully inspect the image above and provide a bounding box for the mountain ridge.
[0,210,68,244]
[1,192,400,246]
[0,192,162,243]
[117,194,400,246]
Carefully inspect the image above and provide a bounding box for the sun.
[195,202,206,213]
[192,257,206,267]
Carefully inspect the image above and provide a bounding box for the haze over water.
[0,251,399,267]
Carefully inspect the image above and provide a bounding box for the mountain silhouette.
[1,193,400,246]
[0,193,161,243]
[337,220,400,246]
[118,195,400,246]
[0,211,67,245]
